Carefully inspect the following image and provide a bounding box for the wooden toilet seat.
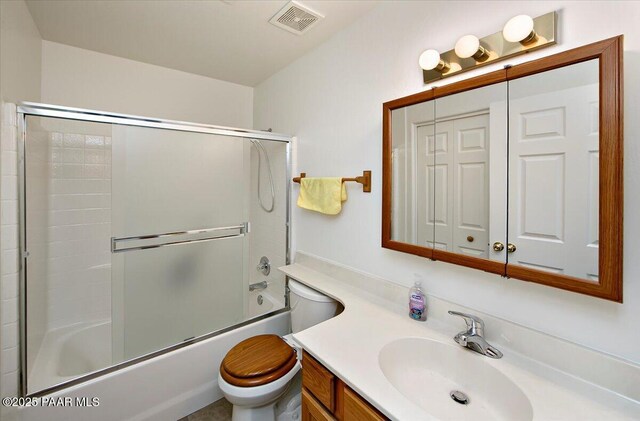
[220,334,297,387]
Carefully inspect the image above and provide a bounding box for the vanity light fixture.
[420,11,556,84]
[419,49,450,72]
[503,15,537,44]
[454,35,489,60]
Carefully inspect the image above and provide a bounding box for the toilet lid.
[220,334,297,387]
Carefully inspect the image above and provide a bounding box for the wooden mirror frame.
[382,36,623,302]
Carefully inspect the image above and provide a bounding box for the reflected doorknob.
[507,243,517,253]
[492,242,505,252]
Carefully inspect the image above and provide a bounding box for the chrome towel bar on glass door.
[111,223,250,253]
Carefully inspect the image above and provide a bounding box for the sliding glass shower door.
[22,112,289,395]
[111,124,249,360]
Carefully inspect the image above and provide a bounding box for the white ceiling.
[26,0,378,87]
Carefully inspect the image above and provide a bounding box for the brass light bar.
[422,11,556,84]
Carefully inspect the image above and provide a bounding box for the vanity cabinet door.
[343,387,385,421]
[302,388,336,421]
[302,351,336,411]
[302,351,389,421]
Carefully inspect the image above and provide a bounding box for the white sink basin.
[379,337,533,421]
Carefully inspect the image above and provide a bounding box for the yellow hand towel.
[297,177,347,215]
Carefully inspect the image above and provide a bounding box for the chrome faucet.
[249,281,268,292]
[448,311,503,359]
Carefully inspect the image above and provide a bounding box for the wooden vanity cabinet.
[302,389,335,421]
[301,351,387,421]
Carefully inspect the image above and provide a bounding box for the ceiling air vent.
[269,1,324,35]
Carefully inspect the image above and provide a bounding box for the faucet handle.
[448,311,485,334]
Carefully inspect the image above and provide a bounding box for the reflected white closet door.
[508,84,599,279]
[417,123,444,248]
[452,114,490,258]
[431,121,454,251]
[425,114,491,256]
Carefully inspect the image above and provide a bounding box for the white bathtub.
[248,288,284,318]
[26,288,284,395]
[13,312,290,421]
[28,320,112,394]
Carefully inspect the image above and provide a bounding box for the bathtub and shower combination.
[13,103,292,420]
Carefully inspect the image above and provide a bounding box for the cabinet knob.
[492,242,504,252]
[507,243,517,253]
[467,236,474,243]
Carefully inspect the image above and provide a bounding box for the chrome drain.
[450,390,469,405]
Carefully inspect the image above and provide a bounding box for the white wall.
[254,1,640,363]
[0,0,42,400]
[0,0,42,104]
[41,41,253,128]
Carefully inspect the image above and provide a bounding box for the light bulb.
[419,49,441,70]
[503,15,536,44]
[419,49,449,72]
[454,35,488,60]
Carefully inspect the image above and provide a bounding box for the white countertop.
[281,259,640,421]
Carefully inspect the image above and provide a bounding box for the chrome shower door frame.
[16,102,293,397]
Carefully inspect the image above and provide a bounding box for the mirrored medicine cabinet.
[382,36,623,301]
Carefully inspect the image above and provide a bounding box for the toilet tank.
[289,280,338,333]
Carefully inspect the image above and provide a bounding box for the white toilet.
[218,279,338,421]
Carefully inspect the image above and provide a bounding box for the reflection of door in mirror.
[391,101,435,245]
[508,60,599,280]
[432,116,489,255]
[416,123,436,247]
[434,83,507,261]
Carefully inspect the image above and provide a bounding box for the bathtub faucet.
[249,281,268,292]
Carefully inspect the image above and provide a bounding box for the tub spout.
[249,281,268,292]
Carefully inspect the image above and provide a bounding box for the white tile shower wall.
[23,123,48,382]
[248,141,288,310]
[17,117,113,390]
[1,102,19,398]
[40,126,112,330]
[1,0,42,399]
